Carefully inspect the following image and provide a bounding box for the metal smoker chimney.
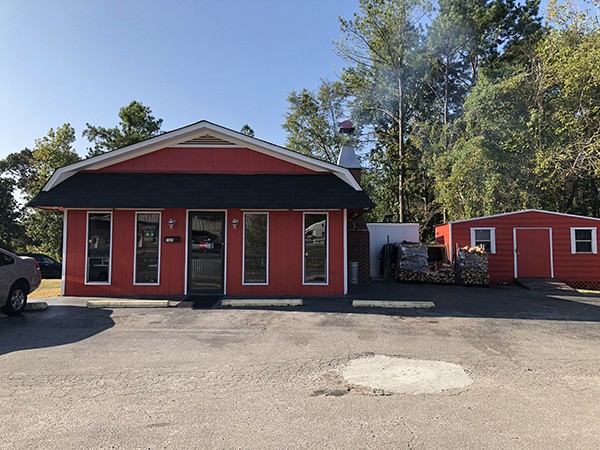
[337,120,361,169]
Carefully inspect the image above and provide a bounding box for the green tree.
[1,124,81,259]
[530,0,600,215]
[240,124,255,137]
[435,0,598,220]
[0,178,24,251]
[421,0,542,224]
[434,70,538,219]
[283,80,351,163]
[336,0,428,222]
[83,101,163,157]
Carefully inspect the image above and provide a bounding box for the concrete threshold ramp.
[516,278,575,292]
[353,300,435,309]
[86,299,170,309]
[221,299,303,307]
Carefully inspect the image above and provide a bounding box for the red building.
[435,210,600,288]
[30,121,373,298]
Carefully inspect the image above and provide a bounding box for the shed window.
[304,213,328,284]
[86,212,112,284]
[135,213,161,284]
[243,213,268,284]
[470,228,496,254]
[570,228,597,254]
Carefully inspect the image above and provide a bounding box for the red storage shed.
[29,121,373,298]
[435,210,600,289]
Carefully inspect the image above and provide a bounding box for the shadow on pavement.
[0,306,115,356]
[186,295,222,309]
[219,281,600,322]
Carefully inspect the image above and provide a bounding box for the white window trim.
[242,212,269,286]
[61,209,68,296]
[84,211,113,285]
[470,227,496,254]
[133,211,162,286]
[302,211,329,286]
[570,227,597,254]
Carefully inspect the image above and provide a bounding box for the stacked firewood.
[457,246,489,286]
[426,264,456,284]
[395,243,429,282]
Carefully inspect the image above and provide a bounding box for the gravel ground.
[1,287,600,449]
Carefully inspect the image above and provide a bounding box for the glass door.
[188,212,225,294]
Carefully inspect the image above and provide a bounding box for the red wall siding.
[440,211,600,283]
[225,209,344,296]
[65,209,187,297]
[435,224,450,259]
[65,208,345,297]
[96,147,315,174]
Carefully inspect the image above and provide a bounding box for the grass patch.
[29,279,61,299]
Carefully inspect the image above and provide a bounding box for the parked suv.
[0,249,42,316]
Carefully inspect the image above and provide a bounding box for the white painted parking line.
[86,300,170,308]
[221,299,303,307]
[352,300,435,309]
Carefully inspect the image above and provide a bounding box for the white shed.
[366,223,420,278]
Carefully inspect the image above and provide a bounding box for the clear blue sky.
[0,0,358,159]
[1,1,592,160]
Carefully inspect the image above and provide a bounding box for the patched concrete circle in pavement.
[341,355,473,394]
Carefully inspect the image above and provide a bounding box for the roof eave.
[438,209,600,226]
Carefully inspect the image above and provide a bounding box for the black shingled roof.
[29,173,374,210]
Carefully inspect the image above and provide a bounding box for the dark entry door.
[515,228,552,278]
[188,212,225,294]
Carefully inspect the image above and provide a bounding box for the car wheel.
[1,284,28,316]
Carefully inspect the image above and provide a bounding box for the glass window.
[0,252,14,266]
[135,213,160,284]
[304,213,327,284]
[474,229,492,251]
[40,256,56,264]
[471,228,495,253]
[572,228,595,254]
[243,213,268,284]
[86,213,112,283]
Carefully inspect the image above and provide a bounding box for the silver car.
[0,249,42,316]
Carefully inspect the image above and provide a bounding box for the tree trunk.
[443,54,449,130]
[398,75,405,223]
[591,178,599,218]
[443,53,450,154]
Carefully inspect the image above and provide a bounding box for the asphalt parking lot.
[1,283,600,449]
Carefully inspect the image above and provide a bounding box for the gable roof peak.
[42,119,363,192]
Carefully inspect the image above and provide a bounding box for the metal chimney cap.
[339,120,355,134]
